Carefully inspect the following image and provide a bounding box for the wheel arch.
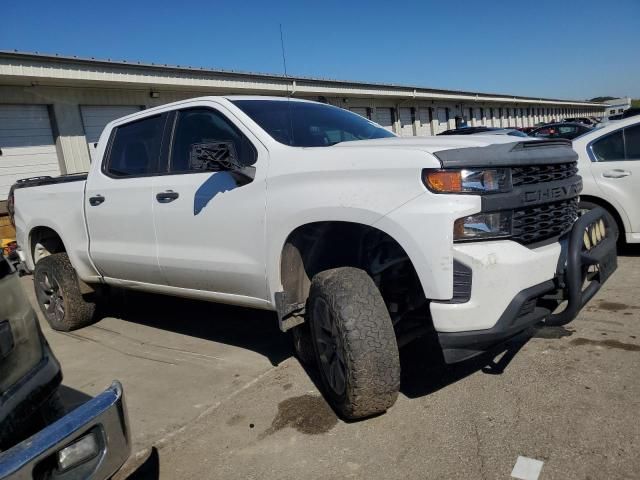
[580,194,628,237]
[29,225,67,265]
[277,220,427,332]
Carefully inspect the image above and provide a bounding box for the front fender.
[373,191,480,300]
[265,191,481,304]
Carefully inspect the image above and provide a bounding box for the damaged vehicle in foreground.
[0,257,130,479]
[10,96,618,420]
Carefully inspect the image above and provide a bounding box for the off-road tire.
[34,253,96,331]
[308,267,400,419]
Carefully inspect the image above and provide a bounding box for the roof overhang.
[0,50,607,107]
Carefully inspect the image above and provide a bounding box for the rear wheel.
[308,267,400,419]
[34,253,96,331]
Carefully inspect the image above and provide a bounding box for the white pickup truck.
[10,96,618,419]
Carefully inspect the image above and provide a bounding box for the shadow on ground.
[96,289,291,367]
[618,244,640,257]
[295,322,540,422]
[94,274,609,423]
[398,327,532,399]
[126,447,160,480]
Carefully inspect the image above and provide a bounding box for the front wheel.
[34,253,96,331]
[308,267,400,419]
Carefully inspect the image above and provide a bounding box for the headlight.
[423,168,511,194]
[454,211,513,241]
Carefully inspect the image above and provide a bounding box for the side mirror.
[189,142,242,172]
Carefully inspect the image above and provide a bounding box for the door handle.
[89,195,105,206]
[156,190,179,203]
[602,169,631,179]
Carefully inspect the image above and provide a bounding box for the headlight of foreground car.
[423,168,511,194]
[454,211,513,241]
[58,431,100,471]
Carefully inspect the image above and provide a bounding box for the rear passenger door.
[85,113,169,283]
[589,122,640,235]
[152,105,268,300]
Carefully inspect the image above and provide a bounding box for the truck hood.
[331,134,522,155]
[332,136,577,168]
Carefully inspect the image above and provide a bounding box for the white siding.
[80,105,141,160]
[0,104,60,199]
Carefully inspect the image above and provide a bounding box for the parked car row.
[528,122,593,140]
[438,126,528,137]
[440,119,593,140]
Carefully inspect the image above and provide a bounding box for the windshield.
[232,99,395,147]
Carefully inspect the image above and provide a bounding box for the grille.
[512,197,579,245]
[511,162,578,186]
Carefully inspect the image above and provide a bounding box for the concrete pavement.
[23,249,640,479]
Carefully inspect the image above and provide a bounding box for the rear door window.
[623,124,640,160]
[592,130,625,161]
[106,114,167,177]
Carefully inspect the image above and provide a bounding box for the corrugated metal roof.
[0,50,605,106]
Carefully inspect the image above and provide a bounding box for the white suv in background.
[574,116,640,244]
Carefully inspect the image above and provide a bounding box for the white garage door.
[0,105,61,200]
[81,105,141,161]
[418,108,431,135]
[436,108,448,133]
[375,108,394,131]
[350,107,369,119]
[473,108,483,126]
[399,108,414,136]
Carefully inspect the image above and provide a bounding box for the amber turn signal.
[423,170,462,193]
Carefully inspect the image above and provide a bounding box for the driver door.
[152,105,269,300]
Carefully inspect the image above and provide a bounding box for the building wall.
[0,84,606,185]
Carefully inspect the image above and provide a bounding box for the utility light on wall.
[149,91,160,98]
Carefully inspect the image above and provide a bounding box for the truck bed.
[8,173,88,222]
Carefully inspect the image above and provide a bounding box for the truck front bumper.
[0,381,130,480]
[434,207,618,363]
